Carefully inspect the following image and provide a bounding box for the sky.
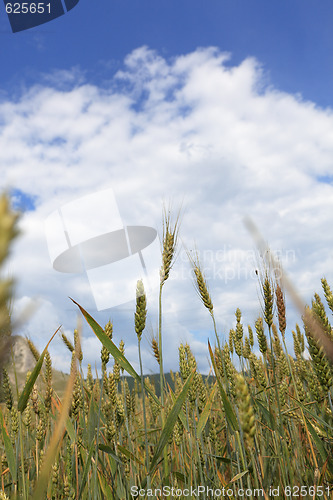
[0,0,333,375]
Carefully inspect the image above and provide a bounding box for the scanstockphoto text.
[131,485,331,498]
[172,247,297,284]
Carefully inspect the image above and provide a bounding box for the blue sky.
[0,1,333,375]
[1,1,333,106]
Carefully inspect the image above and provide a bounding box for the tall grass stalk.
[158,207,180,481]
[135,279,150,488]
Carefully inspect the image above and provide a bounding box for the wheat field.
[0,194,333,499]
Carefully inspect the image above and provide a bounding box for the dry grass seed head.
[229,329,235,354]
[311,293,333,340]
[292,330,301,358]
[135,279,147,341]
[248,325,254,347]
[235,373,255,449]
[304,307,332,392]
[243,337,251,359]
[188,248,213,313]
[296,324,305,353]
[27,338,40,362]
[74,328,83,363]
[321,278,333,315]
[151,337,160,364]
[44,350,52,384]
[255,317,267,355]
[262,273,274,329]
[101,321,113,368]
[2,368,13,411]
[160,206,181,285]
[255,255,275,330]
[275,282,287,336]
[105,320,113,339]
[61,332,74,353]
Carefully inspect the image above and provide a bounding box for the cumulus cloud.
[1,46,333,374]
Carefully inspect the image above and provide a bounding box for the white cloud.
[1,46,333,375]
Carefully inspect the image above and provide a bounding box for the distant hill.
[0,335,69,402]
[10,335,37,373]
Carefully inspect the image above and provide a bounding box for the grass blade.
[168,385,189,432]
[32,357,77,499]
[197,382,217,437]
[304,416,331,469]
[71,298,161,406]
[17,326,61,413]
[208,340,238,433]
[253,395,276,430]
[71,298,137,378]
[149,369,195,475]
[229,470,249,484]
[98,444,123,465]
[65,417,76,443]
[78,442,95,500]
[117,444,144,466]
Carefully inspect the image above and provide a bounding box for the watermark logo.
[174,247,296,284]
[44,188,160,310]
[3,0,80,33]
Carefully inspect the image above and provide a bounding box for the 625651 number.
[5,3,51,14]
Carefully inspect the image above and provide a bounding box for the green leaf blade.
[149,370,195,475]
[208,340,238,433]
[71,298,161,406]
[17,327,60,413]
